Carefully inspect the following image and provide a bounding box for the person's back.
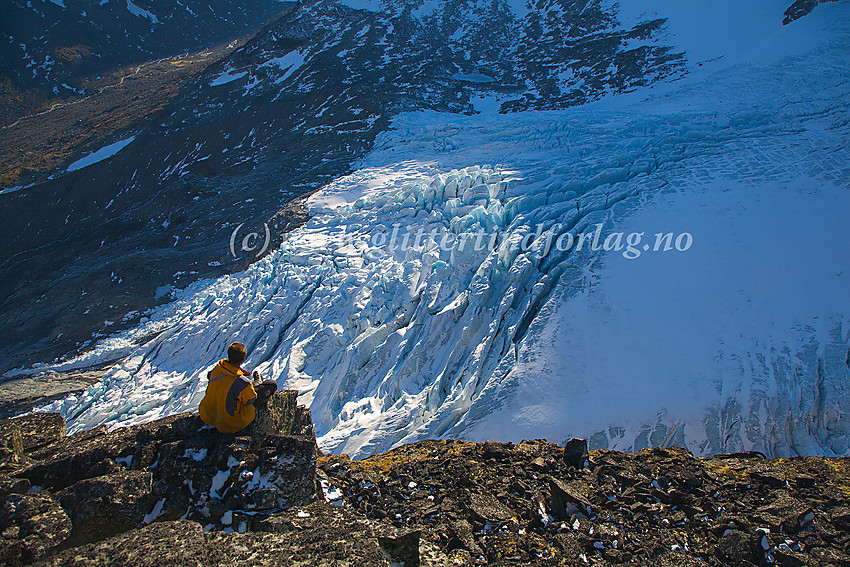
[199,342,276,434]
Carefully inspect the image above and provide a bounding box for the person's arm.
[236,378,258,408]
[241,370,263,405]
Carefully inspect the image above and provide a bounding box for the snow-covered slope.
[29,0,850,458]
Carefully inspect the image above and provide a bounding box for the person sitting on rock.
[199,342,277,434]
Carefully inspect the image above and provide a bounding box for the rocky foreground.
[0,393,847,566]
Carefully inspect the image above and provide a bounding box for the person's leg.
[254,381,278,405]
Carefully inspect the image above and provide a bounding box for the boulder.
[467,491,515,524]
[245,390,315,447]
[549,478,593,519]
[33,520,206,567]
[774,546,809,567]
[562,438,588,469]
[749,469,786,488]
[0,493,72,566]
[0,474,31,498]
[257,434,318,508]
[57,470,154,547]
[0,414,65,456]
[831,506,850,529]
[715,529,756,564]
[377,529,420,567]
[754,493,814,533]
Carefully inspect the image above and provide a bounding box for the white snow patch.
[143,498,166,524]
[210,69,248,87]
[209,470,230,499]
[337,0,382,11]
[412,0,442,20]
[321,479,344,503]
[471,94,504,115]
[505,0,530,20]
[184,448,207,461]
[452,73,494,83]
[115,455,133,467]
[261,50,306,83]
[66,137,135,172]
[126,0,158,23]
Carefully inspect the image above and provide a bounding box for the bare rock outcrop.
[1,395,849,566]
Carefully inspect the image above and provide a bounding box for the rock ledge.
[1,403,848,566]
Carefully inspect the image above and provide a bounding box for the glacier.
[24,1,850,458]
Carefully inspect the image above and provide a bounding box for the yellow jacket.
[199,359,257,433]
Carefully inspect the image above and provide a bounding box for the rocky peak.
[1,399,848,566]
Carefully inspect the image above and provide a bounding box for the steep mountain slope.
[0,0,683,375]
[0,0,293,124]
[30,1,850,459]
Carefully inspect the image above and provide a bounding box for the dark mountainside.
[0,1,296,191]
[782,0,842,24]
[0,393,848,566]
[0,0,685,377]
[0,0,295,125]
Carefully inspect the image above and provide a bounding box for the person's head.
[227,342,247,366]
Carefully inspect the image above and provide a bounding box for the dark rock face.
[57,470,154,547]
[562,437,588,469]
[32,520,208,567]
[0,493,72,567]
[2,401,850,566]
[783,0,841,25]
[0,0,292,123]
